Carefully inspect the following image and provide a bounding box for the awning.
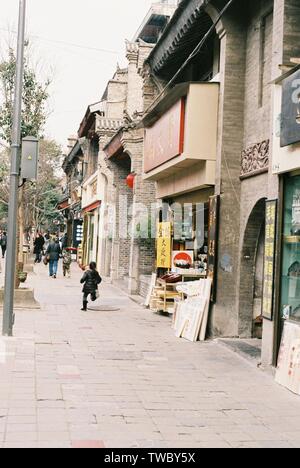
[57,199,70,210]
[104,131,123,159]
[82,200,101,214]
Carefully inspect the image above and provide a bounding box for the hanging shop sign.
[157,222,172,269]
[208,195,220,303]
[144,99,185,173]
[262,199,278,321]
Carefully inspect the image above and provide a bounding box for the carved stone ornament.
[241,139,270,178]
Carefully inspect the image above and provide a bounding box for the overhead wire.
[0,26,118,55]
[143,0,236,116]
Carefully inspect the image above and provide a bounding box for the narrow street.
[0,262,299,449]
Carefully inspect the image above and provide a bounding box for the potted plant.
[18,271,28,283]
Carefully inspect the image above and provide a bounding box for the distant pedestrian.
[62,249,72,278]
[46,237,62,279]
[80,262,102,311]
[0,232,7,259]
[44,231,50,250]
[33,233,45,263]
[60,233,68,251]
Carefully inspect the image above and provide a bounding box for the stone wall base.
[0,288,40,310]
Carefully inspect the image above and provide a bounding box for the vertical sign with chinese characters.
[208,195,220,303]
[262,200,278,321]
[157,222,172,269]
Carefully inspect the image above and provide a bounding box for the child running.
[80,262,102,311]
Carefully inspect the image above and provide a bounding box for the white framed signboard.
[276,321,300,395]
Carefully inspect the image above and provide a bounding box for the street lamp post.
[2,0,27,336]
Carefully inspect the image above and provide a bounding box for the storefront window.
[281,175,300,322]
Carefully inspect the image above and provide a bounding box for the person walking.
[0,232,7,259]
[44,231,50,251]
[60,233,68,251]
[80,262,102,311]
[33,233,45,264]
[46,237,62,279]
[62,248,72,278]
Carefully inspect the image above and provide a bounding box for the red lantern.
[126,173,136,190]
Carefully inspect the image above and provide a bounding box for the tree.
[0,42,61,251]
[0,41,53,215]
[0,196,8,231]
[0,45,50,144]
[0,140,63,234]
[23,139,63,233]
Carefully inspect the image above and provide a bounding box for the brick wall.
[210,0,282,339]
[122,129,157,294]
[243,0,274,148]
[209,2,247,337]
[235,0,274,338]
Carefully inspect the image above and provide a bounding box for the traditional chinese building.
[140,0,300,368]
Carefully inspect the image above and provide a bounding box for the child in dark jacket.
[80,262,102,311]
[62,249,72,278]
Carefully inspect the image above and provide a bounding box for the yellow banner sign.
[157,222,172,269]
[262,200,277,321]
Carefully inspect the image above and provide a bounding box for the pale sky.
[0,0,154,149]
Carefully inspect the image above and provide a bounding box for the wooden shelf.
[150,279,184,314]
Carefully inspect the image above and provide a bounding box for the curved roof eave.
[146,0,211,76]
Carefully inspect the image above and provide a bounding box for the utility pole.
[2,0,27,336]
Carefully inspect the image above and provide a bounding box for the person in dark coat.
[80,262,102,311]
[0,232,7,259]
[60,233,68,250]
[33,233,45,263]
[46,238,62,278]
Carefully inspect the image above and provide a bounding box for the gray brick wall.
[210,3,247,337]
[211,0,278,338]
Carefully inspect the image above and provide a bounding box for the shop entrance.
[239,198,267,339]
[109,152,133,280]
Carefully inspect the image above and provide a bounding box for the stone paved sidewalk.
[0,259,300,448]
